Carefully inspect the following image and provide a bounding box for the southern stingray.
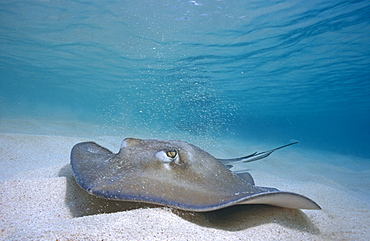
[70,138,320,212]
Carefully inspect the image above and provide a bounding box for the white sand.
[1,119,369,240]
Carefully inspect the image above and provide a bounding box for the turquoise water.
[1,0,369,157]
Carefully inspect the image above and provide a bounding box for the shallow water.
[1,1,369,156]
[1,1,370,237]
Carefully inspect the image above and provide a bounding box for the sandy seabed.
[0,118,369,240]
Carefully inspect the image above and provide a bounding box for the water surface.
[0,0,369,157]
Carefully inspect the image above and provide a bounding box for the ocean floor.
[0,118,369,240]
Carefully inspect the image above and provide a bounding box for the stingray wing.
[234,191,321,210]
[70,142,115,192]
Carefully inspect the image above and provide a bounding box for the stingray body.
[70,138,320,212]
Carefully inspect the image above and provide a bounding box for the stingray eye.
[166,150,177,159]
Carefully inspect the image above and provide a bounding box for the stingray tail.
[218,142,298,168]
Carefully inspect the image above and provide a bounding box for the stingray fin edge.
[236,191,321,210]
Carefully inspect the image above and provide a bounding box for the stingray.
[70,138,321,212]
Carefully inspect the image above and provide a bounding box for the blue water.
[0,0,369,158]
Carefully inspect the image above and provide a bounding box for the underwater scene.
[1,0,369,240]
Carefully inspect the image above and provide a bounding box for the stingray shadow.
[59,164,320,234]
[59,164,159,217]
[172,205,320,233]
